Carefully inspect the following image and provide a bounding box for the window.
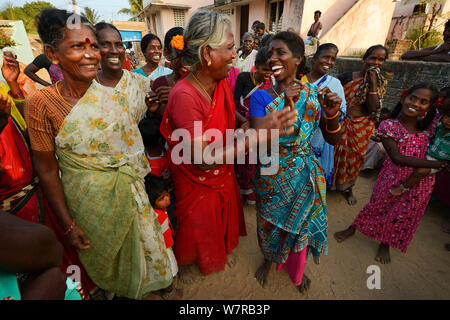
[218,8,232,16]
[268,0,284,33]
[173,9,186,27]
[412,2,427,15]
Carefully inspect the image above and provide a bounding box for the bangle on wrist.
[63,219,76,236]
[325,123,341,134]
[324,111,340,120]
[8,90,24,100]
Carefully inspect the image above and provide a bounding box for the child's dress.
[154,207,178,277]
[352,119,436,253]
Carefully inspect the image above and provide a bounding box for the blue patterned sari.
[252,83,328,264]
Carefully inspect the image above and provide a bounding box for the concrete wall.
[320,0,396,55]
[328,57,450,110]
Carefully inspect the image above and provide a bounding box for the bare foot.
[297,274,311,293]
[178,265,198,284]
[390,187,403,196]
[334,226,356,243]
[375,243,391,264]
[255,259,272,288]
[344,189,357,205]
[227,253,236,268]
[161,284,183,300]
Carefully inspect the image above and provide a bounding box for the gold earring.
[52,60,59,65]
[207,60,212,67]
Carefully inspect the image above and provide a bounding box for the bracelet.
[63,219,76,236]
[12,98,25,104]
[8,90,24,101]
[325,123,341,134]
[324,111,340,120]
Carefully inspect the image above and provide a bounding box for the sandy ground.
[162,169,450,300]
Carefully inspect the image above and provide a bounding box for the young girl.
[334,84,448,264]
[390,99,450,195]
[144,174,180,299]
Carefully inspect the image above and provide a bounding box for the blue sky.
[10,0,133,22]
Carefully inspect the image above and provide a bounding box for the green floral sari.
[54,71,173,299]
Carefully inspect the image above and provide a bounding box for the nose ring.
[84,53,91,58]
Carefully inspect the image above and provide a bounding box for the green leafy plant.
[406,26,443,49]
[0,31,16,49]
[118,0,143,22]
[0,1,55,34]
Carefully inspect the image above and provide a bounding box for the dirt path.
[171,170,450,300]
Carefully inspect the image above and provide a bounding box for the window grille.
[173,9,186,27]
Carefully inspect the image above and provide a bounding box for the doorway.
[240,4,249,43]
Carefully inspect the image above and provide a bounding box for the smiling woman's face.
[145,39,162,65]
[268,39,300,82]
[207,28,236,81]
[313,48,337,76]
[51,24,101,82]
[97,27,125,72]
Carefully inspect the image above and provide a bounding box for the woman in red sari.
[333,45,388,205]
[161,9,299,282]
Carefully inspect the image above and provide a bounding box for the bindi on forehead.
[85,38,91,44]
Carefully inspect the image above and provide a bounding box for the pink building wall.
[298,0,359,38]
[320,0,396,55]
[387,0,450,41]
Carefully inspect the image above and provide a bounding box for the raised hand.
[145,90,160,113]
[1,55,20,85]
[154,86,171,105]
[318,87,342,118]
[259,107,298,138]
[283,79,306,109]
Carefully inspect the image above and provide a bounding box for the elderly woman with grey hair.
[160,9,299,282]
[235,32,258,72]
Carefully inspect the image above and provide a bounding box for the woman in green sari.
[24,9,173,299]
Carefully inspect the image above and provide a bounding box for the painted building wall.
[297,0,359,38]
[387,0,450,41]
[320,0,396,55]
[248,0,267,31]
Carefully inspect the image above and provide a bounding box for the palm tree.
[83,7,101,25]
[118,0,143,22]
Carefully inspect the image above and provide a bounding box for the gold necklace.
[250,72,257,86]
[272,86,283,100]
[191,73,213,103]
[55,81,73,107]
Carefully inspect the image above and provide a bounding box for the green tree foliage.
[406,27,443,49]
[82,7,101,25]
[118,0,143,22]
[0,1,55,34]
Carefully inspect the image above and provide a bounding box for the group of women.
[1,6,440,300]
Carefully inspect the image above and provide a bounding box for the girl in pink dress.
[334,84,449,263]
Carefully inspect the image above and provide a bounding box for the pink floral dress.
[352,119,436,253]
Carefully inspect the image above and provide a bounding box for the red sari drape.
[160,76,247,275]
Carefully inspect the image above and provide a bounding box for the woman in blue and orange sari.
[160,10,299,282]
[250,32,342,293]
